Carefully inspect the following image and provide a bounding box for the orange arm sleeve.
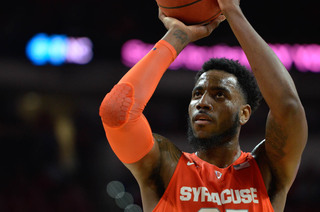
[99,40,177,163]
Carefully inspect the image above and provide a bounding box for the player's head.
[187,58,262,151]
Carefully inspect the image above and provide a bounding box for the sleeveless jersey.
[153,151,274,212]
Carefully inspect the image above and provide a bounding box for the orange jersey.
[153,151,274,212]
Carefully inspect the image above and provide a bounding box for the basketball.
[156,0,221,25]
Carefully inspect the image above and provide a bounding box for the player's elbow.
[274,95,305,120]
[99,83,134,128]
[277,99,308,139]
[284,98,305,118]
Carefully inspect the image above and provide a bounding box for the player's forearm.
[118,40,176,112]
[224,7,302,116]
[117,27,189,113]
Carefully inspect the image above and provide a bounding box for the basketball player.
[99,0,308,211]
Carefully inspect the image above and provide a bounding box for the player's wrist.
[220,4,242,20]
[162,27,191,54]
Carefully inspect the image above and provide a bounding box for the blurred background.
[0,0,319,211]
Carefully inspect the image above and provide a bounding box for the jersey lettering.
[180,187,259,205]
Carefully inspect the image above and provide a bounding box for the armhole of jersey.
[152,152,186,212]
[250,155,269,195]
[251,155,274,210]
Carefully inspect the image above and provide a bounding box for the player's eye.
[193,90,202,98]
[216,91,225,98]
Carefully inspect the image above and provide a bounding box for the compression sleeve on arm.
[99,40,177,163]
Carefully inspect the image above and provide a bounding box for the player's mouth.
[193,113,213,125]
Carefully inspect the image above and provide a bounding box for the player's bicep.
[125,134,181,188]
[102,114,155,164]
[264,109,307,186]
[124,135,161,180]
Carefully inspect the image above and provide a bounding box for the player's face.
[188,70,244,140]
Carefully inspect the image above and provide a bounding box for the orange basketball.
[156,0,221,25]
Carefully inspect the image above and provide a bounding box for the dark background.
[0,0,319,211]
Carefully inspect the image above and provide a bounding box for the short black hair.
[195,58,262,113]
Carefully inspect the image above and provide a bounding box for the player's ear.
[240,104,251,125]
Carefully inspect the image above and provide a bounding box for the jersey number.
[199,209,248,212]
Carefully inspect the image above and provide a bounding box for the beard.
[187,113,240,151]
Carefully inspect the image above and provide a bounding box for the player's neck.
[195,141,241,168]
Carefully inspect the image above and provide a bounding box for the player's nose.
[196,93,213,111]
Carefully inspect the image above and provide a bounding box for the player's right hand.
[158,8,226,47]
